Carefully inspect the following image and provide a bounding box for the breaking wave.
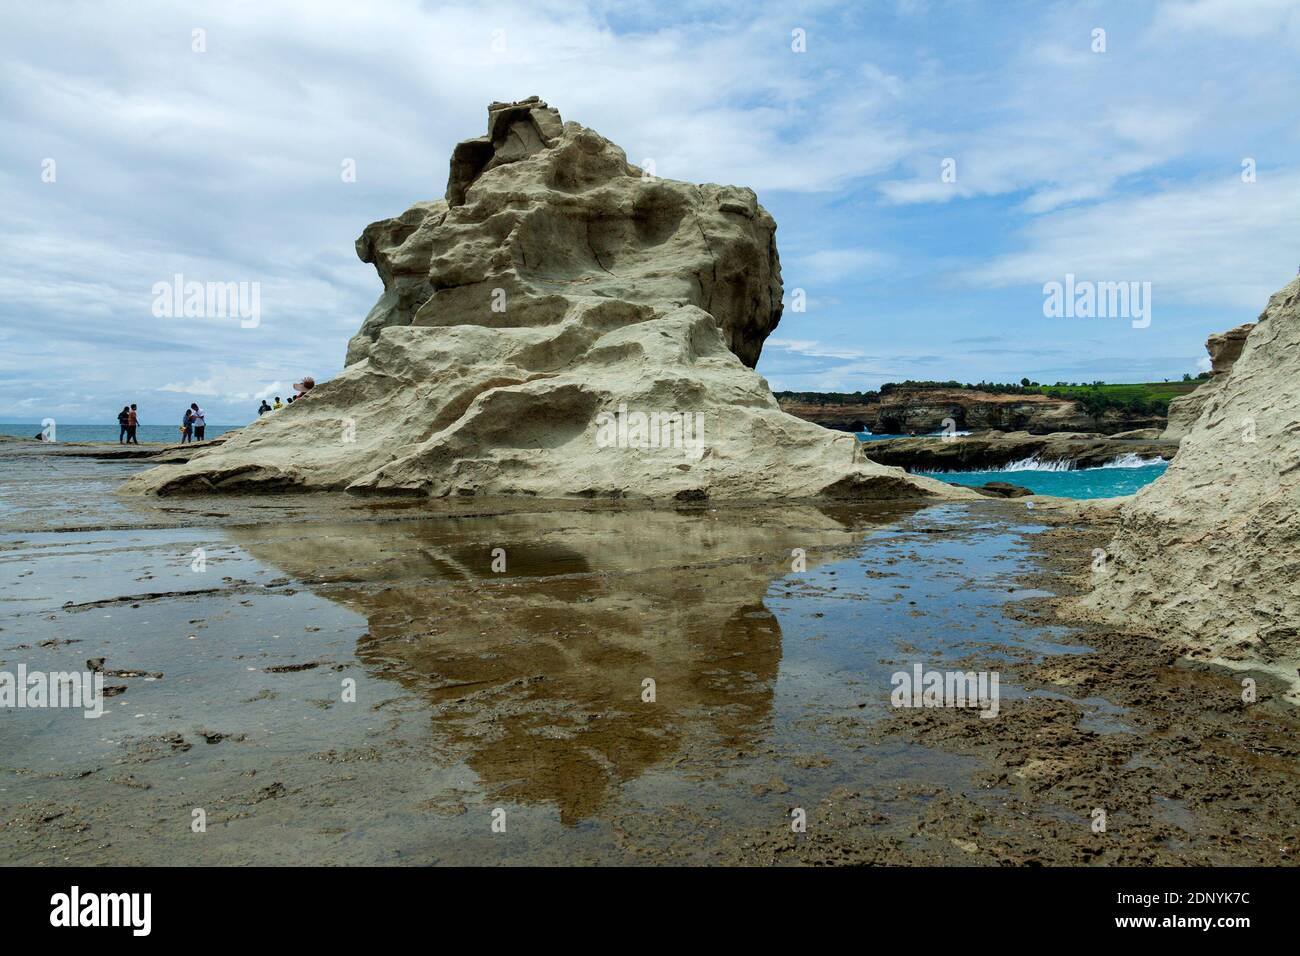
[938,453,1169,473]
[1001,456,1075,472]
[1003,455,1170,473]
[1102,453,1169,469]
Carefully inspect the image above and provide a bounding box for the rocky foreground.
[124,98,961,503]
[1074,279,1300,698]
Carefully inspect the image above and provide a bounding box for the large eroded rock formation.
[1161,323,1255,441]
[125,98,962,502]
[1079,279,1300,697]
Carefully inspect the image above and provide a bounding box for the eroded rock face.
[1162,323,1255,441]
[125,98,964,503]
[346,95,781,370]
[1079,281,1300,698]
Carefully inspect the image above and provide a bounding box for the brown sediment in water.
[740,506,1300,867]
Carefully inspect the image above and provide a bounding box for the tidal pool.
[5,442,1288,866]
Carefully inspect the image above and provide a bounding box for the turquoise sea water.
[0,422,239,444]
[920,463,1168,499]
[853,430,1168,498]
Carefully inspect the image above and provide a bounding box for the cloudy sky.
[2,0,1298,424]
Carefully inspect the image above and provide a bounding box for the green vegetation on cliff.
[1037,382,1201,417]
[774,390,878,405]
[775,378,1208,417]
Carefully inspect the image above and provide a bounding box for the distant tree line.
[774,390,879,405]
[775,373,1211,417]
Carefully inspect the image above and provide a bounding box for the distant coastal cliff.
[777,381,1203,435]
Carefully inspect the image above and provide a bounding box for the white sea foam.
[1001,456,1075,472]
[935,454,1168,474]
[1101,453,1168,469]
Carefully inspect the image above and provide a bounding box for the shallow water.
[0,445,1110,864]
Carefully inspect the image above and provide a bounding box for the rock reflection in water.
[229,502,919,823]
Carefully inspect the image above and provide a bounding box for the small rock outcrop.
[1079,280,1300,697]
[972,481,1033,498]
[859,430,1177,473]
[1162,323,1255,441]
[125,98,963,502]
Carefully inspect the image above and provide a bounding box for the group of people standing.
[115,402,206,444]
[111,376,315,446]
[256,376,315,417]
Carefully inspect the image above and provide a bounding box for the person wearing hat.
[293,376,315,399]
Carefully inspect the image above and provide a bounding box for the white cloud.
[790,248,893,283]
[0,0,931,422]
[963,170,1300,312]
[159,365,294,404]
[875,1,1270,214]
[158,379,220,397]
[3,1,1297,418]
[765,338,865,361]
[1153,0,1300,40]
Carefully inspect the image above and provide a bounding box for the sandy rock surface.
[1162,323,1254,441]
[1079,279,1300,696]
[124,98,963,503]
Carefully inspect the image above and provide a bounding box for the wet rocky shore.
[2,442,1295,866]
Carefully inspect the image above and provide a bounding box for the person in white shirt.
[190,403,207,441]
